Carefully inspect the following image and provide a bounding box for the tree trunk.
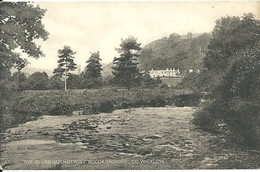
[64,73,67,91]
[64,61,67,91]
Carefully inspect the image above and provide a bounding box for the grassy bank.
[2,88,201,130]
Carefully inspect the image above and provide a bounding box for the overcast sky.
[23,1,259,73]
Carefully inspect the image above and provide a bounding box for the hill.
[138,33,211,72]
[101,63,113,77]
[100,32,212,77]
[19,66,53,77]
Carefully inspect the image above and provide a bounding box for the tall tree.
[204,13,260,72]
[82,51,102,88]
[182,14,260,92]
[112,36,142,88]
[0,2,48,148]
[53,46,77,91]
[26,72,49,90]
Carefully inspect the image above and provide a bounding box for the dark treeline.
[11,70,163,91]
[11,36,164,91]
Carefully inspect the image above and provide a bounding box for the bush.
[160,83,169,89]
[48,102,75,116]
[149,96,167,107]
[190,15,260,149]
[140,74,162,88]
[17,89,191,115]
[223,99,260,148]
[2,96,42,130]
[100,100,114,113]
[192,47,260,148]
[176,69,220,92]
[3,88,197,130]
[192,100,219,133]
[175,94,201,107]
[193,98,260,149]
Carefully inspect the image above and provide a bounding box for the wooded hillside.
[138,33,211,72]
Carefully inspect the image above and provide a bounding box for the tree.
[82,51,102,89]
[176,68,220,92]
[53,46,77,91]
[204,13,260,72]
[197,46,260,148]
[192,14,260,148]
[0,2,48,135]
[140,72,162,88]
[11,71,27,91]
[112,36,142,88]
[26,72,49,90]
[0,3,48,77]
[102,74,113,87]
[67,74,82,89]
[187,32,193,40]
[181,14,260,92]
[138,32,211,72]
[49,76,63,90]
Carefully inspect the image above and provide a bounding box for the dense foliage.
[138,33,211,72]
[82,51,103,89]
[53,46,77,90]
[2,88,199,130]
[10,71,27,91]
[176,68,220,92]
[26,72,49,90]
[139,73,162,88]
[112,36,142,88]
[191,14,260,149]
[0,2,48,138]
[49,75,63,90]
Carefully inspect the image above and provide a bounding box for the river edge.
[1,106,259,169]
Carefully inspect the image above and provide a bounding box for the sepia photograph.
[0,1,259,170]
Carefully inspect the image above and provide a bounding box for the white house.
[149,68,180,78]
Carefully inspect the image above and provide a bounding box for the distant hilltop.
[138,32,211,72]
[16,66,53,77]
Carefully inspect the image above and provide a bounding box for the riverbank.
[2,88,201,130]
[1,106,259,170]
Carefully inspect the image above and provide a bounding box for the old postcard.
[0,1,259,170]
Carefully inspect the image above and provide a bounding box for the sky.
[22,1,259,74]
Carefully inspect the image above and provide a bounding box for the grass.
[3,88,200,130]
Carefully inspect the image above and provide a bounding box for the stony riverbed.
[1,107,259,170]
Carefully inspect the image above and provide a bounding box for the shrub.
[160,83,169,89]
[223,99,260,148]
[48,102,75,116]
[175,94,201,107]
[100,100,114,113]
[149,96,167,107]
[192,47,260,148]
[190,15,260,149]
[4,88,196,130]
[192,100,219,133]
[2,96,42,130]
